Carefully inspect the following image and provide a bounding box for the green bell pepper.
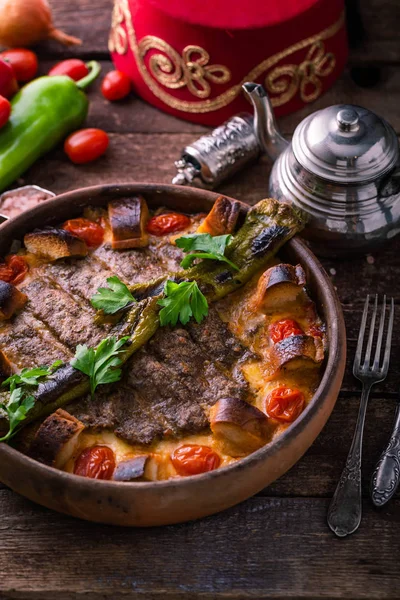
[0,61,101,192]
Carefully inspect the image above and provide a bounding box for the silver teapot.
[243,82,400,256]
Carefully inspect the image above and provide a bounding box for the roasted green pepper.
[0,61,101,192]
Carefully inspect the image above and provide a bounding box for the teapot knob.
[336,108,359,132]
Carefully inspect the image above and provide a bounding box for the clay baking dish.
[0,183,346,526]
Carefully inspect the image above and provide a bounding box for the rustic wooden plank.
[349,0,400,63]
[20,131,400,213]
[0,490,399,599]
[34,0,400,65]
[37,61,400,135]
[266,393,400,497]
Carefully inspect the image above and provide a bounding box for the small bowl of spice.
[0,185,55,223]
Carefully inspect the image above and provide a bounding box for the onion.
[0,0,82,48]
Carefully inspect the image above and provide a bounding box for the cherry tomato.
[48,59,89,82]
[74,446,116,479]
[64,129,109,164]
[101,70,131,101]
[0,255,28,285]
[266,387,305,423]
[171,445,221,476]
[0,49,38,82]
[0,96,11,129]
[0,59,18,99]
[63,218,104,247]
[147,213,191,236]
[269,318,303,344]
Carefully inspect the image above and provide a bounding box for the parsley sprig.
[91,276,136,315]
[2,361,63,389]
[71,336,129,399]
[0,389,35,442]
[0,361,63,442]
[157,280,208,327]
[176,233,239,271]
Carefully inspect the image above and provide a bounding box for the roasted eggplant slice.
[251,263,306,312]
[108,196,149,249]
[0,280,28,320]
[24,228,88,261]
[29,409,85,468]
[113,455,149,481]
[0,349,13,381]
[197,196,241,236]
[210,397,271,457]
[270,334,324,372]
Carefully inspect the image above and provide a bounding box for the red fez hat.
[110,0,348,125]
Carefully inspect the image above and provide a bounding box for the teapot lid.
[292,104,399,184]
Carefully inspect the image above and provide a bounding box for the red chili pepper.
[64,128,109,164]
[0,96,11,129]
[147,213,191,236]
[0,49,38,82]
[0,59,18,99]
[101,70,131,101]
[48,59,89,82]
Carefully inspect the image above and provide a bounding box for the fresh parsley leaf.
[71,336,130,399]
[176,233,239,271]
[157,280,208,327]
[2,361,63,390]
[91,276,136,315]
[0,388,35,442]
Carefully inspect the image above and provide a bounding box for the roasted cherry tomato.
[309,324,324,338]
[171,444,221,476]
[0,95,11,129]
[63,218,104,247]
[74,446,116,480]
[101,70,131,101]
[48,59,89,81]
[0,49,38,82]
[266,386,305,423]
[147,213,191,236]
[0,255,28,285]
[64,128,109,164]
[269,318,303,344]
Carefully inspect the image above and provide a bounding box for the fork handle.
[327,384,371,537]
[371,404,400,507]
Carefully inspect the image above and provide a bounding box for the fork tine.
[372,295,386,370]
[353,295,369,373]
[381,297,394,375]
[363,294,378,368]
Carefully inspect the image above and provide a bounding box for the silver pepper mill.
[172,114,261,188]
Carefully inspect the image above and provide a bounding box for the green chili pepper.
[0,60,101,192]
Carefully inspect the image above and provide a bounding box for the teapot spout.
[242,82,288,161]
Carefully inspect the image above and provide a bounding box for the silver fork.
[327,295,394,537]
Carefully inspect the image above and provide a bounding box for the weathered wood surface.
[41,0,400,65]
[1,490,399,600]
[2,0,400,598]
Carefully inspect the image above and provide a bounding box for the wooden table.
[1,1,400,598]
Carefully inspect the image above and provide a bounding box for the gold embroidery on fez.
[109,0,344,113]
